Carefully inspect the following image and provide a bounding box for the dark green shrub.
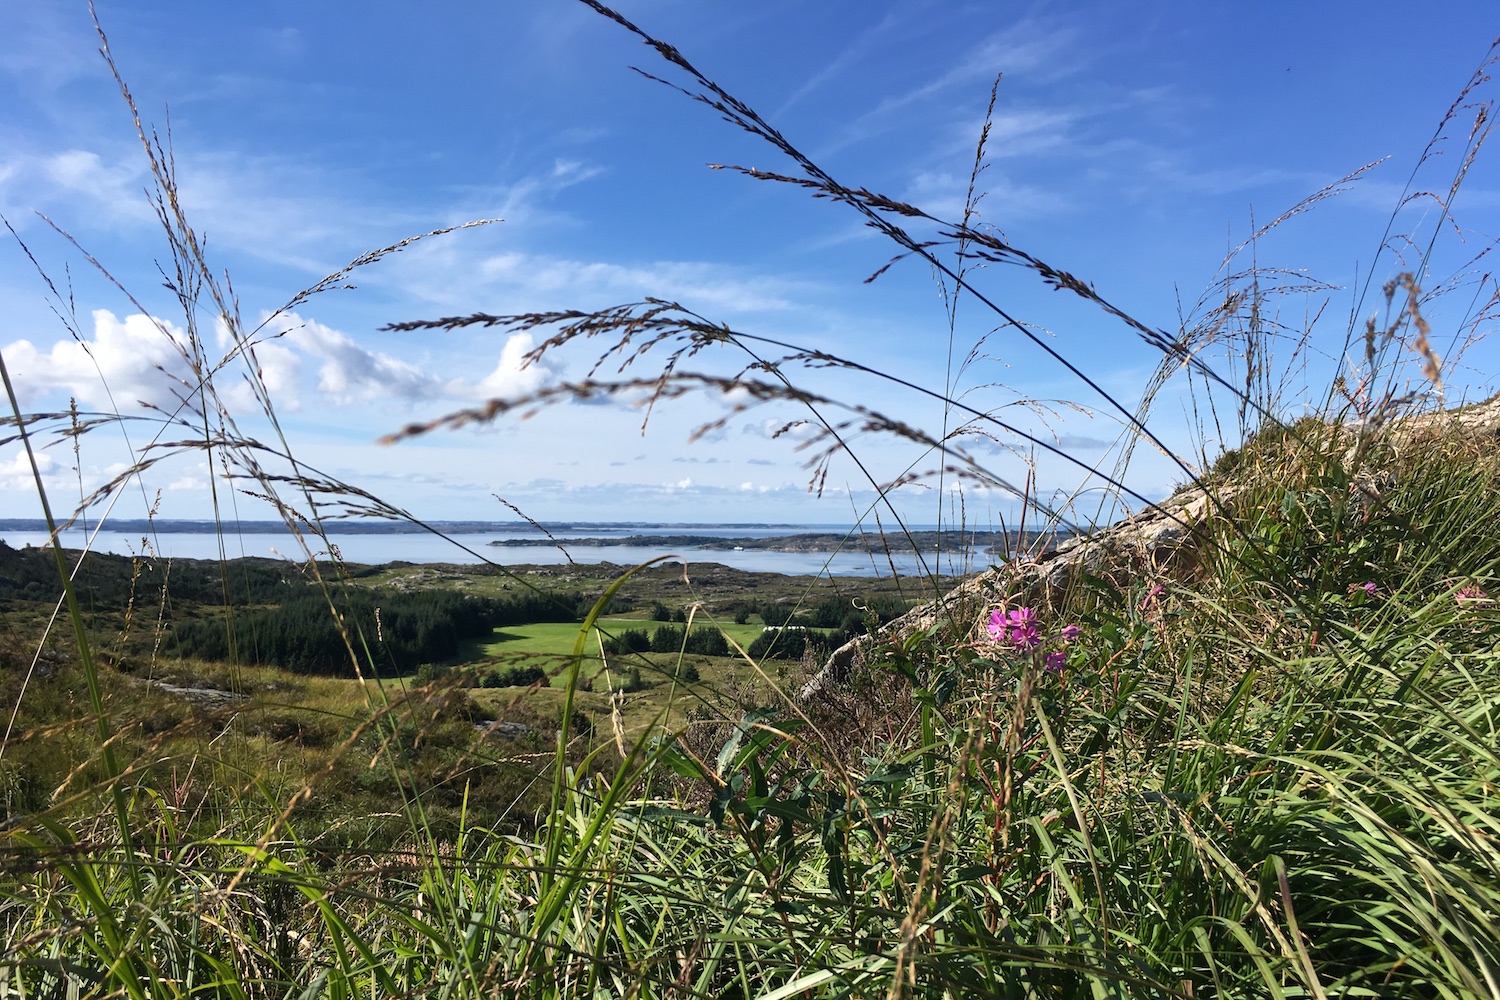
[684,626,729,656]
[601,628,651,655]
[650,625,685,653]
[747,627,833,661]
[482,665,548,688]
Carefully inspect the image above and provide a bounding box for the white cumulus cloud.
[476,331,551,402]
[0,449,54,480]
[262,313,439,405]
[3,309,202,412]
[5,307,562,430]
[258,311,557,409]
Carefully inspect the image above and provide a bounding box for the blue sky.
[2,2,1497,531]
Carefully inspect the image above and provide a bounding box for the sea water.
[0,522,995,578]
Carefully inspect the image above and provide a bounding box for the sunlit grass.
[466,617,771,661]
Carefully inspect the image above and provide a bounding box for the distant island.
[0,519,817,536]
[488,530,1066,556]
[0,519,1074,561]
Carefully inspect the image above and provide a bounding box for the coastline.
[486,529,1066,556]
[0,520,1066,577]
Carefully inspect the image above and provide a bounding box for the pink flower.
[1004,607,1036,629]
[1456,586,1490,604]
[1044,651,1067,674]
[1139,583,1165,611]
[1009,624,1042,650]
[1361,581,1378,597]
[984,606,1042,649]
[985,606,1075,653]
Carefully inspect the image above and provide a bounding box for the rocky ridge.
[799,393,1500,702]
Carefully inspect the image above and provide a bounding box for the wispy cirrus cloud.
[866,19,1084,121]
[381,235,819,318]
[0,2,96,95]
[772,8,907,119]
[812,17,1085,160]
[0,148,155,228]
[905,167,1074,223]
[476,252,804,313]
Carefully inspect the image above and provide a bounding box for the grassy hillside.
[2,408,1495,998]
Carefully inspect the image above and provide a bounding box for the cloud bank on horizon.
[1,1,1496,531]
